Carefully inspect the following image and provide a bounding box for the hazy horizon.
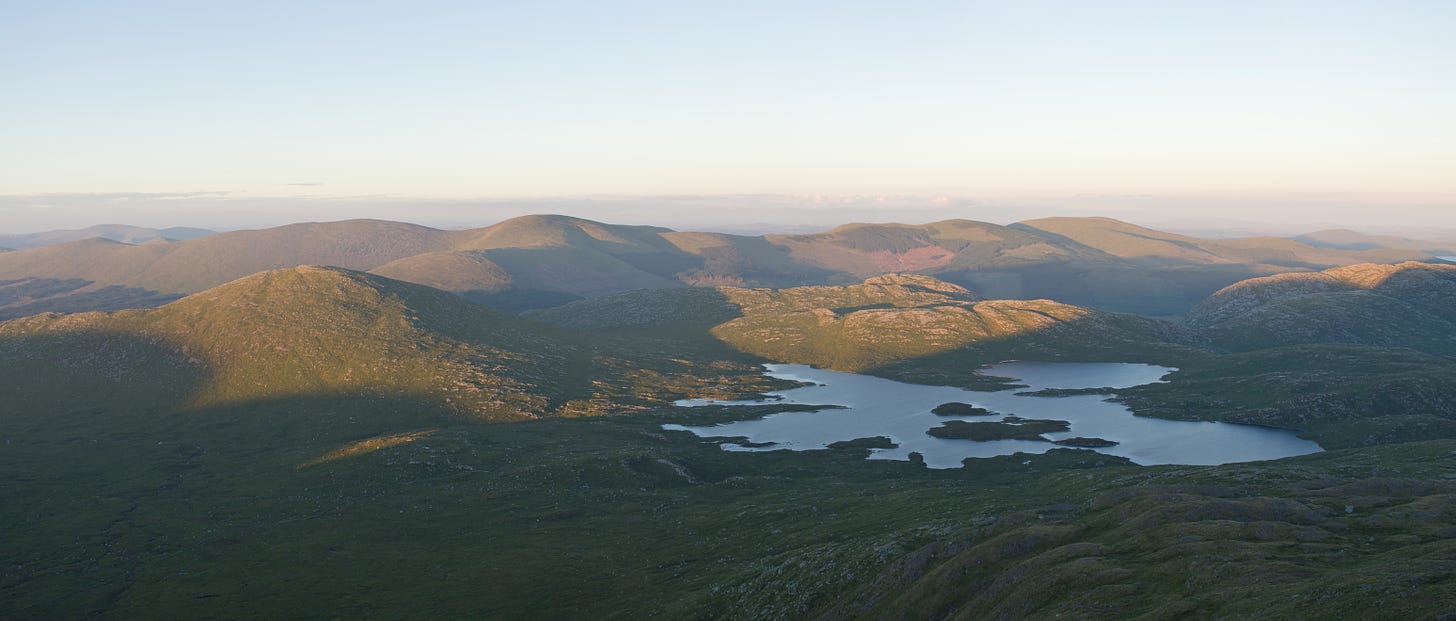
[4,191,1456,240]
[5,2,1453,234]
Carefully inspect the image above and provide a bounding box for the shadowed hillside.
[1187,262,1456,355]
[532,274,1197,388]
[0,266,781,422]
[375,215,693,298]
[1017,217,1427,267]
[1294,229,1456,255]
[767,219,1108,275]
[0,277,182,320]
[6,266,1456,620]
[1118,344,1456,448]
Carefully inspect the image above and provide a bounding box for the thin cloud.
[0,191,236,209]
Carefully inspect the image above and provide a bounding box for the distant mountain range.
[0,215,1440,319]
[1292,229,1456,255]
[0,224,214,250]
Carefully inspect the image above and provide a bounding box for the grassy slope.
[394,215,695,297]
[0,277,183,320]
[1188,262,1456,355]
[367,250,515,293]
[0,266,783,423]
[533,274,1198,388]
[531,273,1456,450]
[2,395,1452,619]
[1118,344,1456,449]
[5,268,1456,617]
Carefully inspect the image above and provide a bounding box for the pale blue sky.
[2,1,1453,232]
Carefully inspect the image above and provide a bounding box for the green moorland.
[1187,262,1456,357]
[1117,344,1456,449]
[0,277,183,320]
[0,266,788,422]
[2,394,1454,619]
[530,273,1201,389]
[5,267,1456,618]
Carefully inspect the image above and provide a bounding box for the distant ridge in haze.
[0,224,214,249]
[0,214,1438,319]
[1292,229,1456,255]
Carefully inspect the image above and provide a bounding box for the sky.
[2,1,1453,234]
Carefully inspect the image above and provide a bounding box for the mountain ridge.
[0,215,1438,319]
[0,224,215,250]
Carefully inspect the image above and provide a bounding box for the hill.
[1119,344,1456,448]
[1017,217,1426,267]
[710,274,1184,374]
[1186,262,1456,355]
[0,266,776,422]
[532,274,1196,387]
[0,224,215,249]
[6,270,1456,618]
[0,215,1439,319]
[373,215,689,303]
[0,220,467,292]
[767,219,1106,275]
[1293,229,1456,255]
[0,276,183,321]
[4,339,1452,619]
[0,216,699,315]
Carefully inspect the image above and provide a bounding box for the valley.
[11,4,1452,617]
[2,217,1455,619]
[664,362,1322,467]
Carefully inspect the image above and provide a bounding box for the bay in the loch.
[666,362,1323,469]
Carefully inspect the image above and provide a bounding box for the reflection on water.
[665,362,1323,469]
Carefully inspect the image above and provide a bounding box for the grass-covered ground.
[7,269,1456,618]
[3,395,1453,619]
[1118,344,1456,449]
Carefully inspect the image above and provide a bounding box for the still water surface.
[665,362,1323,468]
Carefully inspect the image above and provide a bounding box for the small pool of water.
[664,362,1322,468]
